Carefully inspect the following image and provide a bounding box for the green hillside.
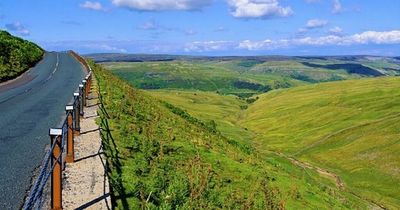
[92,62,371,209]
[240,77,400,209]
[0,30,44,82]
[148,78,400,209]
[148,90,254,143]
[101,59,400,209]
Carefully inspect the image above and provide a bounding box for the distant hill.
[0,30,44,82]
[85,53,312,63]
[88,53,400,81]
[84,53,185,62]
[86,53,399,64]
[100,54,400,100]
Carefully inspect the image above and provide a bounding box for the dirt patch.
[62,81,111,209]
[278,153,345,189]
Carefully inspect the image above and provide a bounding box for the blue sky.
[1,0,399,55]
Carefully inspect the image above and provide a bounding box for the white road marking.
[45,53,60,82]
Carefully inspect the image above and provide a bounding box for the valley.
[98,55,400,209]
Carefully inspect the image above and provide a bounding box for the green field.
[102,57,393,98]
[98,57,400,209]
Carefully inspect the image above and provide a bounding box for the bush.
[0,30,43,82]
[233,80,272,92]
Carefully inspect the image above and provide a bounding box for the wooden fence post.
[65,105,74,163]
[79,84,84,116]
[49,128,63,210]
[85,75,90,97]
[73,92,81,136]
[88,73,92,91]
[82,80,87,107]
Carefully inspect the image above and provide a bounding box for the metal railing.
[23,69,93,210]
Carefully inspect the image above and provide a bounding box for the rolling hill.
[91,61,373,209]
[147,78,400,209]
[95,54,400,209]
[240,77,400,209]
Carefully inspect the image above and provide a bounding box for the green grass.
[148,90,254,143]
[148,79,400,209]
[92,61,369,209]
[100,59,400,209]
[240,77,400,209]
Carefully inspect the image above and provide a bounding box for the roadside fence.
[23,58,93,210]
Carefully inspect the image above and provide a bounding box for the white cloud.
[349,30,400,44]
[40,30,400,54]
[238,39,286,50]
[111,0,211,11]
[5,22,30,36]
[237,30,400,50]
[227,0,293,19]
[297,27,307,32]
[332,0,342,14]
[138,21,157,30]
[329,26,343,35]
[306,19,328,29]
[40,40,183,54]
[184,41,234,52]
[293,35,343,46]
[80,1,107,11]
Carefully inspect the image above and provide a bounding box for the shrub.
[0,30,43,81]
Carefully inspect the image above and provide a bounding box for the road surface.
[0,52,85,210]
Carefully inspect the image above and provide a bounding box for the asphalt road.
[0,52,85,210]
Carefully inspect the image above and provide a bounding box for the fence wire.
[23,64,91,210]
[23,104,72,210]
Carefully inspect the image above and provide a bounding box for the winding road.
[0,52,85,210]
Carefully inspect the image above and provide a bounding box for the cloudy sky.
[1,0,399,55]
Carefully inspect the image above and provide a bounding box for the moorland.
[88,53,400,209]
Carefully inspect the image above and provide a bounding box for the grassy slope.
[0,30,43,82]
[247,60,352,80]
[93,62,368,209]
[240,77,400,209]
[148,90,254,143]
